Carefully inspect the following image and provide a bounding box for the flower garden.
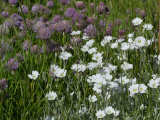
[0,0,160,119]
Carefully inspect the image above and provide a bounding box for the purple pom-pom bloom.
[10,13,23,26]
[90,3,94,9]
[84,24,98,38]
[33,21,46,32]
[47,1,54,7]
[7,58,19,71]
[1,11,9,18]
[96,5,105,14]
[119,29,125,36]
[31,45,39,54]
[64,7,77,18]
[9,0,18,4]
[76,1,85,9]
[37,27,52,40]
[56,20,71,33]
[71,12,84,23]
[0,79,8,90]
[58,0,70,5]
[31,5,40,14]
[18,5,28,13]
[22,40,32,51]
[52,15,63,24]
[19,19,32,30]
[106,26,112,35]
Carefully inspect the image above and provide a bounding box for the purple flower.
[83,24,98,38]
[0,24,9,35]
[9,0,17,4]
[96,5,105,14]
[31,45,39,54]
[99,20,106,28]
[58,0,70,5]
[7,58,19,71]
[18,5,28,13]
[0,79,8,90]
[33,21,46,32]
[10,13,23,26]
[114,19,121,26]
[81,8,87,13]
[70,37,82,46]
[19,19,33,30]
[1,11,9,18]
[106,26,112,35]
[119,29,125,36]
[71,12,84,23]
[47,1,54,7]
[99,2,105,7]
[76,20,87,29]
[126,9,131,14]
[31,5,40,14]
[56,20,71,34]
[46,40,61,53]
[16,53,24,61]
[76,1,85,9]
[64,7,77,18]
[50,23,58,32]
[52,15,63,24]
[37,27,52,40]
[22,40,32,51]
[140,10,145,19]
[90,3,94,9]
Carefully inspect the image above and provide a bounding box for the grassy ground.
[0,0,160,120]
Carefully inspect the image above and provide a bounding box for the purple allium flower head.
[19,19,33,30]
[43,7,51,14]
[99,20,106,28]
[1,41,13,52]
[119,29,125,36]
[10,13,23,26]
[0,79,8,90]
[71,12,84,23]
[76,20,87,29]
[87,17,95,24]
[90,3,94,9]
[58,0,70,5]
[37,27,52,40]
[140,10,145,19]
[22,40,32,51]
[9,0,18,4]
[64,7,77,18]
[46,40,61,53]
[70,36,82,46]
[47,1,54,7]
[31,45,39,54]
[52,15,63,24]
[18,5,28,13]
[56,20,71,33]
[1,11,9,18]
[76,1,86,9]
[118,35,125,39]
[33,21,46,32]
[99,2,105,7]
[31,5,40,14]
[96,5,105,14]
[82,8,87,13]
[83,24,98,38]
[50,23,58,32]
[7,58,19,71]
[106,26,112,35]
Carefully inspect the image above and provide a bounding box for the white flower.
[92,52,103,62]
[96,110,106,118]
[148,79,159,88]
[111,42,118,49]
[108,82,119,88]
[121,62,133,71]
[45,91,57,100]
[88,47,97,54]
[145,40,151,46]
[128,32,134,38]
[112,87,123,93]
[101,40,107,46]
[128,38,133,43]
[81,45,89,52]
[114,110,120,117]
[70,31,81,35]
[59,52,72,60]
[103,35,113,43]
[132,17,143,26]
[79,107,87,114]
[43,115,55,120]
[82,34,89,40]
[28,70,40,80]
[88,95,98,102]
[108,63,117,71]
[86,39,95,47]
[121,42,130,51]
[118,76,130,84]
[143,24,153,30]
[139,84,147,93]
[70,92,74,96]
[105,106,115,114]
[118,38,124,43]
[135,36,146,47]
[128,84,139,95]
[71,64,86,72]
[55,68,67,78]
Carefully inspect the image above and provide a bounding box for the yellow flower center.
[133,88,137,92]
[100,114,103,117]
[138,40,141,43]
